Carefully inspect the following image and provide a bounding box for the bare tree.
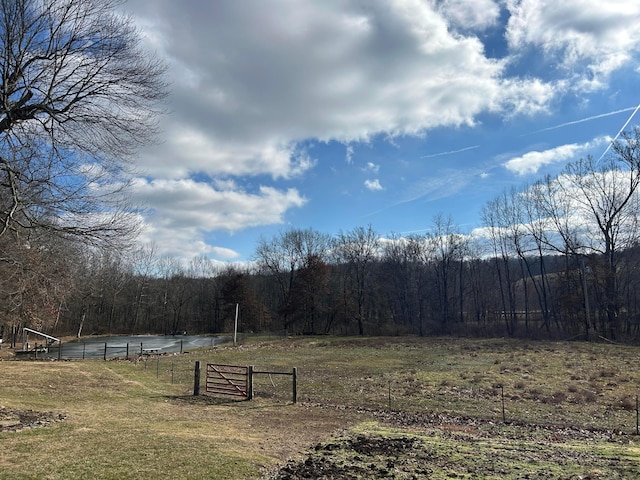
[334,225,379,335]
[481,197,520,335]
[520,186,559,333]
[188,255,224,333]
[0,0,166,242]
[380,234,427,335]
[521,128,640,339]
[254,228,332,333]
[561,131,640,338]
[127,243,157,334]
[425,214,468,333]
[0,229,74,335]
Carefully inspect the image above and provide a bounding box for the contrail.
[421,145,480,159]
[597,102,640,161]
[525,106,638,136]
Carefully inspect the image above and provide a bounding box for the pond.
[19,335,227,360]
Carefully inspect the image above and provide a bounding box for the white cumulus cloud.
[129,177,306,261]
[128,0,555,181]
[503,137,608,175]
[115,0,640,263]
[505,0,640,89]
[438,0,501,31]
[365,179,384,191]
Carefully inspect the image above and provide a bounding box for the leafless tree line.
[7,125,640,342]
[34,129,640,342]
[2,1,640,344]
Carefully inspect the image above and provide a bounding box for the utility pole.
[234,303,239,346]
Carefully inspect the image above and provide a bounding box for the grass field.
[1,336,640,479]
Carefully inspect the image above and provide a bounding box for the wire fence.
[128,352,640,434]
[14,336,222,360]
[11,335,640,433]
[131,354,298,404]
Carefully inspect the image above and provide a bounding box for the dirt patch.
[269,435,427,479]
[0,406,67,432]
[265,431,617,480]
[303,402,629,442]
[264,403,639,479]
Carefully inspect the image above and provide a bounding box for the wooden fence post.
[636,394,640,435]
[248,365,254,400]
[193,361,201,396]
[103,342,107,361]
[292,367,297,404]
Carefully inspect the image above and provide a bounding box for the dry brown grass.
[0,356,361,479]
[2,335,640,479]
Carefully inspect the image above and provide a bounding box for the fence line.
[17,340,192,360]
[15,339,640,434]
[251,367,298,404]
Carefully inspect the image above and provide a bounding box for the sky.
[119,0,640,266]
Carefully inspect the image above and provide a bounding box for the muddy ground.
[0,406,67,432]
[265,404,639,479]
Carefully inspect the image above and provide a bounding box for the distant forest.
[4,128,640,344]
[2,1,640,346]
[3,211,640,343]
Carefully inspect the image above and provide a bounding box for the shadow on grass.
[162,394,296,408]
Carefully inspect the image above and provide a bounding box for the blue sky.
[121,0,640,265]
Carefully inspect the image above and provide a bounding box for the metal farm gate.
[205,364,251,399]
[196,362,297,403]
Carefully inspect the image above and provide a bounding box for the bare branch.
[0,0,167,244]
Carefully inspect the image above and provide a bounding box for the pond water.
[20,335,227,360]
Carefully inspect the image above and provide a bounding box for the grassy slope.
[1,336,640,479]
